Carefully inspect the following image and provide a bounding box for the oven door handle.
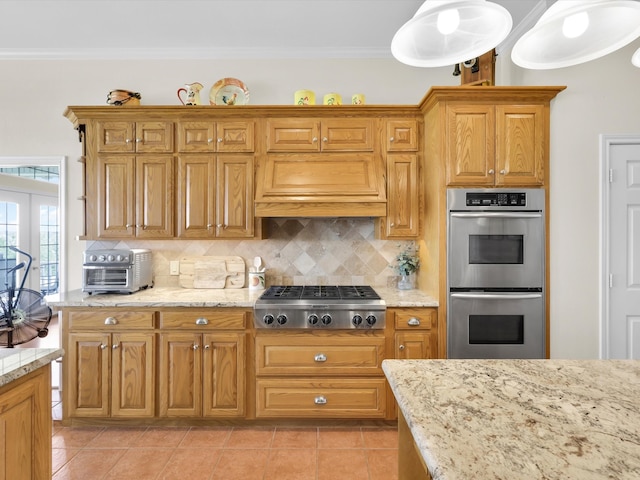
[450,212,542,219]
[451,293,542,300]
[83,265,132,270]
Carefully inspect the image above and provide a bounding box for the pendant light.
[391,0,512,67]
[512,0,640,69]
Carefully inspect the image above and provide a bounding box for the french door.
[0,190,59,294]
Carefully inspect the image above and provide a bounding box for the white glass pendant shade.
[512,0,640,69]
[633,47,640,68]
[391,0,512,67]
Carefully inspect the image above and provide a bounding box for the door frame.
[599,134,640,359]
[0,156,67,294]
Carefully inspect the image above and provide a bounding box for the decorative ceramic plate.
[209,78,249,105]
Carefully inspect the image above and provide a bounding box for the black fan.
[0,247,52,348]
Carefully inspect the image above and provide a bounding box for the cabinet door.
[111,332,155,417]
[386,119,418,152]
[135,121,173,153]
[136,155,174,238]
[266,119,321,152]
[385,154,420,237]
[97,121,135,153]
[159,333,202,417]
[177,155,215,238]
[0,368,51,480]
[216,121,255,152]
[445,104,495,186]
[215,155,254,238]
[320,119,373,151]
[96,155,135,238]
[495,104,545,186]
[202,332,246,417]
[67,332,110,417]
[177,122,216,153]
[395,331,436,359]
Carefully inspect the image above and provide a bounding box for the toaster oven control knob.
[276,314,288,325]
[308,314,319,325]
[352,314,363,326]
[263,314,275,325]
[321,314,332,325]
[366,315,377,326]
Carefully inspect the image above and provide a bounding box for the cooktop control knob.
[263,314,275,325]
[321,314,332,325]
[276,314,288,325]
[89,254,98,262]
[107,254,115,262]
[352,314,363,326]
[366,315,377,326]
[98,255,106,262]
[308,314,319,325]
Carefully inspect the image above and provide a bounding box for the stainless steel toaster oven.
[82,249,153,294]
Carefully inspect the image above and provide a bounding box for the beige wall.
[2,43,640,358]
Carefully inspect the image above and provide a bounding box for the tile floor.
[51,389,399,480]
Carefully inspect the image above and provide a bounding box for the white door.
[601,135,640,359]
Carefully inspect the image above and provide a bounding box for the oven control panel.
[466,192,527,207]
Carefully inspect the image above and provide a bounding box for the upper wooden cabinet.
[97,121,173,153]
[445,103,545,186]
[177,121,255,153]
[386,119,418,152]
[266,118,374,152]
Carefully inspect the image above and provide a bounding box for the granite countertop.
[383,359,640,480]
[0,348,64,388]
[45,286,438,308]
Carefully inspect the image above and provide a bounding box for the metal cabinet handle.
[195,317,209,325]
[207,138,214,143]
[500,169,506,174]
[112,344,119,349]
[100,344,107,350]
[314,353,327,362]
[322,137,328,143]
[399,345,405,351]
[407,317,420,327]
[488,169,495,174]
[193,344,199,350]
[125,138,132,144]
[104,316,118,325]
[135,138,141,143]
[314,396,327,405]
[390,136,395,142]
[217,138,223,143]
[312,137,318,143]
[204,345,210,350]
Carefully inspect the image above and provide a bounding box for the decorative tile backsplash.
[87,218,416,288]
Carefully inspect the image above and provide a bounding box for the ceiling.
[0,0,554,60]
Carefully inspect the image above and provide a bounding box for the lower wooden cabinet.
[158,331,245,417]
[0,366,51,480]
[391,308,438,359]
[254,331,387,419]
[64,310,155,419]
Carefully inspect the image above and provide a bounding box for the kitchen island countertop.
[0,347,64,388]
[45,286,438,308]
[383,359,640,480]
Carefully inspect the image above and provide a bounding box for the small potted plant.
[395,244,419,290]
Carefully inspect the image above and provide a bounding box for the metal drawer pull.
[112,344,119,349]
[407,317,420,326]
[399,345,406,351]
[314,353,327,362]
[314,396,327,405]
[195,318,209,325]
[104,317,118,325]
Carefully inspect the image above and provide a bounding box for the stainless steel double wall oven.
[447,188,546,359]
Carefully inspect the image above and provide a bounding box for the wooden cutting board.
[178,256,245,289]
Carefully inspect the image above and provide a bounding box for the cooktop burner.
[254,285,386,329]
[259,285,381,301]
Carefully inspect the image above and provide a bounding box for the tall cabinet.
[419,86,565,358]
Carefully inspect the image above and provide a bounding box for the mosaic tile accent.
[86,218,416,288]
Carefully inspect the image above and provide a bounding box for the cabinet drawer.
[256,378,387,418]
[255,335,385,375]
[159,310,246,329]
[393,309,436,330]
[68,310,154,329]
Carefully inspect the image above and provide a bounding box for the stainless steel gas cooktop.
[254,285,386,329]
